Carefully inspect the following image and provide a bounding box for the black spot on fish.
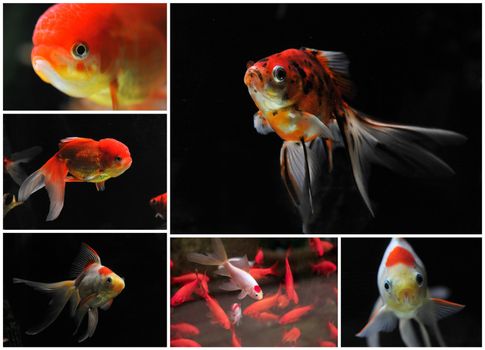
[262,62,267,68]
[303,78,313,95]
[256,70,263,82]
[290,61,306,80]
[312,50,318,56]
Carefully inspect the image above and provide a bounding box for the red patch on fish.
[386,246,415,267]
[98,266,112,275]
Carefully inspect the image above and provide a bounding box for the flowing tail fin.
[18,154,68,221]
[6,146,43,185]
[340,107,466,216]
[187,238,228,266]
[13,278,77,335]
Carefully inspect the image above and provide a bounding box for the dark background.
[171,4,481,233]
[341,238,482,346]
[4,115,167,229]
[3,233,166,346]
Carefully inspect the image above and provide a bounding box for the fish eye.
[416,273,424,287]
[384,279,391,292]
[272,65,287,83]
[114,156,122,162]
[72,42,89,60]
[106,277,112,284]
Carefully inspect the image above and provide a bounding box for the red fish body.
[171,322,200,338]
[249,261,279,280]
[282,327,301,345]
[309,238,325,257]
[171,272,210,285]
[243,286,283,316]
[150,193,167,220]
[204,294,231,330]
[231,326,242,347]
[284,251,299,304]
[171,338,201,347]
[319,340,337,347]
[254,248,264,265]
[250,311,279,322]
[170,278,199,307]
[279,305,314,325]
[327,321,338,340]
[311,260,337,277]
[32,4,167,110]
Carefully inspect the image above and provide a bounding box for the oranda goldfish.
[171,338,201,347]
[14,243,125,342]
[18,137,132,221]
[244,48,465,232]
[284,250,299,304]
[282,327,301,345]
[356,238,464,346]
[4,146,42,185]
[187,238,263,300]
[150,192,167,220]
[171,322,200,338]
[32,4,166,110]
[279,304,314,325]
[311,260,337,277]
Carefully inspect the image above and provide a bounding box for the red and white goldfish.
[170,278,199,307]
[4,146,42,185]
[244,48,465,231]
[327,321,338,340]
[230,303,242,326]
[279,305,314,325]
[356,238,464,346]
[171,272,210,285]
[254,247,264,265]
[18,137,132,221]
[171,338,201,347]
[32,4,166,110]
[203,293,231,330]
[282,327,301,345]
[187,238,263,300]
[150,192,167,220]
[171,322,200,338]
[284,250,299,304]
[249,261,279,280]
[14,243,125,342]
[311,260,337,277]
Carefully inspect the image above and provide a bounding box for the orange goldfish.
[203,293,231,330]
[282,327,301,345]
[4,146,42,185]
[18,137,132,221]
[171,338,201,347]
[284,250,299,304]
[245,48,465,231]
[319,340,336,347]
[309,238,325,257]
[249,261,279,280]
[171,322,200,338]
[231,326,242,347]
[14,243,125,342]
[327,321,338,340]
[250,311,279,322]
[254,247,264,265]
[171,272,210,285]
[150,192,167,220]
[32,4,166,110]
[279,305,314,325]
[311,260,337,277]
[243,285,283,316]
[170,278,199,307]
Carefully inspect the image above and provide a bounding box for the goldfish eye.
[72,42,89,60]
[272,65,287,83]
[114,156,122,162]
[384,279,391,292]
[416,273,424,287]
[106,277,112,284]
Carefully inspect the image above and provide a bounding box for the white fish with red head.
[14,243,125,342]
[187,238,263,300]
[356,238,464,346]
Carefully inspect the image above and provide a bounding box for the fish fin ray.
[356,304,397,338]
[70,243,102,278]
[253,111,274,135]
[59,137,94,149]
[430,298,465,320]
[399,318,421,346]
[78,307,98,342]
[95,181,105,191]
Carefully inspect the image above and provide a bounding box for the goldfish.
[187,238,263,300]
[311,260,337,277]
[244,48,465,232]
[254,247,264,265]
[14,243,125,342]
[171,338,201,347]
[231,326,242,347]
[309,238,325,257]
[4,146,42,185]
[327,321,338,340]
[356,238,464,346]
[230,303,242,326]
[243,285,284,316]
[282,327,301,345]
[249,261,279,280]
[171,272,210,285]
[203,293,231,330]
[250,311,280,322]
[319,340,336,347]
[170,278,199,307]
[279,305,314,325]
[18,137,132,221]
[284,250,299,304]
[32,4,166,110]
[171,322,200,338]
[150,192,167,220]
[3,193,23,218]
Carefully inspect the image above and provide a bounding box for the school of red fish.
[170,238,337,347]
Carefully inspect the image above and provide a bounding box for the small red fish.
[320,240,334,253]
[170,259,174,269]
[279,305,314,325]
[254,247,264,265]
[311,260,337,277]
[203,293,231,330]
[309,238,325,257]
[319,340,336,347]
[170,278,199,307]
[171,338,201,347]
[249,261,279,280]
[284,250,299,304]
[150,192,167,220]
[171,273,210,285]
[243,285,283,316]
[170,322,200,338]
[277,294,290,309]
[327,321,338,340]
[250,311,279,322]
[231,326,242,347]
[282,327,301,345]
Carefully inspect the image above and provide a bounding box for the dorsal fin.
[70,243,102,278]
[301,47,353,97]
[58,137,94,149]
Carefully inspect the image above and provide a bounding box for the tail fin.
[340,107,466,215]
[18,154,68,221]
[6,146,43,186]
[187,238,228,266]
[13,278,76,335]
[268,261,279,276]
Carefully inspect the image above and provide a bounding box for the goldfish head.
[248,284,264,300]
[31,4,116,99]
[244,49,313,112]
[98,266,125,298]
[98,138,132,177]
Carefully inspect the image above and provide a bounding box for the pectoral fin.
[95,181,105,192]
[100,299,113,310]
[237,290,248,300]
[253,111,274,135]
[356,304,397,338]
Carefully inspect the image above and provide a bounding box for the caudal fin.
[13,278,77,335]
[6,146,43,186]
[340,107,466,216]
[18,154,68,221]
[187,238,228,266]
